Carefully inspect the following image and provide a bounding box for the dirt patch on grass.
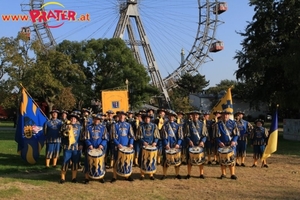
[1,154,300,200]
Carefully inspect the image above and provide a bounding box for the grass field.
[0,129,300,200]
[0,121,14,127]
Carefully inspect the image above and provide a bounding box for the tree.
[0,35,36,110]
[176,73,209,96]
[169,73,209,111]
[23,49,86,113]
[53,87,77,111]
[234,0,300,110]
[57,38,159,108]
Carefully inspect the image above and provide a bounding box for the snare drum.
[88,149,105,179]
[165,148,181,166]
[189,147,205,166]
[116,147,134,177]
[218,146,235,166]
[141,146,157,174]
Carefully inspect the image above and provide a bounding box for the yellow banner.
[209,87,233,120]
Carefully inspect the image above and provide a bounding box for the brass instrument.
[61,120,72,137]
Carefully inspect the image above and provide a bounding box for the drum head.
[189,147,203,153]
[218,147,233,154]
[143,145,157,150]
[88,149,103,156]
[119,147,134,153]
[165,148,179,154]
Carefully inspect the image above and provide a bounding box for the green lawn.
[0,130,55,175]
[0,121,14,127]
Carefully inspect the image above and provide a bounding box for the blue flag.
[15,88,47,164]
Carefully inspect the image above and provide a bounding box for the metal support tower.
[113,0,171,108]
[21,0,56,49]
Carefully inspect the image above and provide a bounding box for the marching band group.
[43,108,270,184]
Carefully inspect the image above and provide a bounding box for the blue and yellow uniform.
[161,111,183,179]
[214,111,239,179]
[132,113,143,166]
[84,121,109,183]
[250,119,269,167]
[154,108,167,164]
[137,116,160,179]
[44,110,62,167]
[235,114,253,166]
[105,117,115,167]
[60,117,83,184]
[185,111,207,178]
[176,112,187,164]
[110,113,135,182]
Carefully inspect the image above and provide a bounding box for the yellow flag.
[209,87,233,120]
[261,107,278,162]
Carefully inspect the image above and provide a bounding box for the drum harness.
[191,121,201,143]
[168,123,177,147]
[221,121,233,146]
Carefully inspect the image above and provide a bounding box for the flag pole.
[19,83,49,120]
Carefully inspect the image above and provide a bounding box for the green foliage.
[52,87,77,110]
[170,73,209,111]
[57,38,159,108]
[234,0,300,110]
[176,73,209,96]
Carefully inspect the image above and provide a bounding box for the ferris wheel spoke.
[25,0,226,105]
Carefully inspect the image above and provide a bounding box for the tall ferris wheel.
[21,0,227,107]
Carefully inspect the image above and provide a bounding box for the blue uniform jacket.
[44,119,62,143]
[111,121,135,146]
[85,124,109,149]
[215,119,239,145]
[250,126,269,145]
[138,122,160,145]
[185,120,208,145]
[162,121,183,147]
[236,119,253,140]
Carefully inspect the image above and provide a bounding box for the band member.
[99,113,106,125]
[132,112,143,166]
[105,110,115,168]
[60,110,69,123]
[146,108,155,120]
[59,112,83,184]
[139,109,147,115]
[154,108,167,165]
[250,119,269,168]
[202,111,214,165]
[137,114,160,180]
[185,111,208,179]
[161,110,183,180]
[235,111,253,166]
[81,108,93,128]
[110,111,135,182]
[84,114,109,184]
[212,110,222,122]
[176,111,187,164]
[59,110,69,155]
[126,111,135,123]
[214,110,239,180]
[211,110,222,164]
[44,110,62,168]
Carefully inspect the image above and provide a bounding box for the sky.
[0,0,254,88]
